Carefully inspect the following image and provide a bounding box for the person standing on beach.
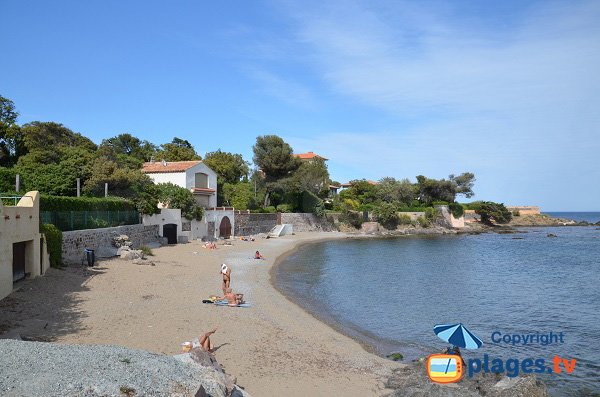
[221,264,231,294]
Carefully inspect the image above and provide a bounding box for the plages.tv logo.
[426,323,481,384]
[426,323,577,384]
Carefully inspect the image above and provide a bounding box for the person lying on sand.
[202,242,216,249]
[199,327,218,352]
[254,250,264,259]
[222,288,244,306]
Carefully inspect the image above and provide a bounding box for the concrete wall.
[464,209,480,223]
[507,206,540,215]
[435,205,465,229]
[61,224,160,265]
[0,191,50,300]
[397,211,425,221]
[280,213,336,232]
[147,171,187,188]
[143,209,183,240]
[204,209,235,240]
[186,163,218,208]
[234,213,278,236]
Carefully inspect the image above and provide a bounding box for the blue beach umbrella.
[434,323,483,349]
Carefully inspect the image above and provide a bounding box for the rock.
[112,235,133,248]
[120,250,143,260]
[0,339,250,397]
[116,246,130,256]
[547,233,557,238]
[360,222,380,234]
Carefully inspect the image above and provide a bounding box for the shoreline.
[0,232,401,397]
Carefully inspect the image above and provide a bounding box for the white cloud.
[280,0,600,210]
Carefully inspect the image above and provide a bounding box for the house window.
[195,173,209,188]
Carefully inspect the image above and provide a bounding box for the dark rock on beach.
[386,359,548,397]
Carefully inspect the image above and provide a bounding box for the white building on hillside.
[141,160,217,208]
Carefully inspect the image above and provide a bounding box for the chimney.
[161,159,167,166]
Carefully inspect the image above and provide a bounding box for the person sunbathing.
[254,250,264,259]
[199,327,218,352]
[222,288,244,306]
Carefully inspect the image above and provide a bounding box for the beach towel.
[202,299,251,307]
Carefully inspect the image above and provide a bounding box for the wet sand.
[0,232,400,396]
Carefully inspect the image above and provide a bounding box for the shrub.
[276,204,294,213]
[398,214,412,225]
[301,190,324,216]
[432,200,449,206]
[373,202,399,229]
[512,210,521,217]
[41,224,62,267]
[424,207,438,222]
[41,195,136,212]
[417,216,431,227]
[263,206,277,213]
[448,202,465,218]
[339,210,363,229]
[140,245,154,256]
[475,202,513,225]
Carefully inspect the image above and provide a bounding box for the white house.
[141,160,217,208]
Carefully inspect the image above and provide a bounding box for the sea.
[274,213,600,396]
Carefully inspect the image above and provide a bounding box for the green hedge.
[41,195,136,212]
[41,224,62,267]
[302,191,325,216]
[448,202,465,218]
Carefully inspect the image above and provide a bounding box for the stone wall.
[234,213,278,236]
[280,213,336,232]
[62,224,160,265]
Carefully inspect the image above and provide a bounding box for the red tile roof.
[293,151,328,161]
[141,161,202,173]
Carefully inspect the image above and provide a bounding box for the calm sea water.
[274,226,600,396]
[545,212,600,224]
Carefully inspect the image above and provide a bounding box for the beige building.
[0,191,50,300]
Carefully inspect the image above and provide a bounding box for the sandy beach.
[1,232,400,396]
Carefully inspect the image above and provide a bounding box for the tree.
[157,137,201,161]
[289,158,330,196]
[375,177,415,206]
[99,133,158,166]
[252,135,301,180]
[450,172,476,199]
[339,179,378,206]
[19,121,96,164]
[203,150,249,205]
[252,135,301,206]
[223,182,255,210]
[0,95,25,167]
[475,202,512,225]
[155,182,204,220]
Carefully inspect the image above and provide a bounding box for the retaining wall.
[234,213,277,236]
[62,224,160,265]
[280,213,336,232]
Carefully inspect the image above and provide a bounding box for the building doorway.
[12,242,26,282]
[163,224,177,244]
[219,216,232,239]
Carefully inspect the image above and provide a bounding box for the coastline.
[0,232,400,397]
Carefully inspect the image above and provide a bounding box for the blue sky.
[2,0,599,210]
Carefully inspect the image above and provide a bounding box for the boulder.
[120,250,143,260]
[360,222,380,234]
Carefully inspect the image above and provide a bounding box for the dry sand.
[0,232,400,396]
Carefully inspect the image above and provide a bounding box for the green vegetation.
[154,183,203,220]
[40,195,136,211]
[41,224,62,267]
[139,246,154,257]
[475,202,513,225]
[2,94,508,233]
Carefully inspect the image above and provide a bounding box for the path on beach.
[1,232,399,397]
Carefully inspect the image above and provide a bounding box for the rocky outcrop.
[0,339,250,397]
[386,359,548,397]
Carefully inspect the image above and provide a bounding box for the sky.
[2,0,599,211]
